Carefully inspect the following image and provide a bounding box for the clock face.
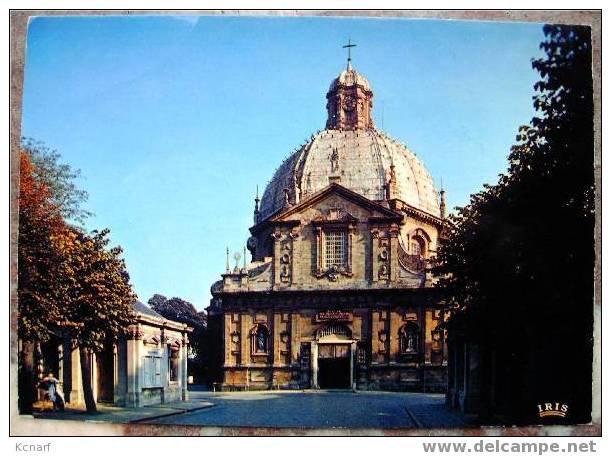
[343,95,356,111]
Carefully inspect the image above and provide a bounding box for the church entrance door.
[317,344,351,389]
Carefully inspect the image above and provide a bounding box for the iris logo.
[537,402,569,418]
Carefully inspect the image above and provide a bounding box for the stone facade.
[38,302,192,408]
[208,61,448,392]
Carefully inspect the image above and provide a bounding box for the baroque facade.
[208,57,448,391]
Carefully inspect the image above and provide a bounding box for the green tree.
[17,149,67,413]
[18,140,137,414]
[435,24,594,423]
[54,227,137,413]
[21,137,91,225]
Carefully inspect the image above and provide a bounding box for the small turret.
[253,185,260,223]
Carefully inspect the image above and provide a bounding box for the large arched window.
[399,322,420,355]
[251,324,269,354]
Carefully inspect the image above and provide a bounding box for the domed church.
[207,50,448,392]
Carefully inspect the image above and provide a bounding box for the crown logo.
[537,402,569,418]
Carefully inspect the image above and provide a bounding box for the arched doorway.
[312,324,356,390]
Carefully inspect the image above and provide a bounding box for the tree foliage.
[21,137,92,225]
[434,25,594,422]
[53,228,137,351]
[149,295,206,328]
[18,140,137,413]
[18,150,66,342]
[148,294,208,380]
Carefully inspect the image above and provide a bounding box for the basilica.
[207,53,448,391]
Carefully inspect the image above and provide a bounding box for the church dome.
[258,129,441,220]
[257,63,441,222]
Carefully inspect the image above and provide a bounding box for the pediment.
[268,183,403,224]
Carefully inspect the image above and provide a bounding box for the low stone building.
[38,301,192,407]
[207,55,448,392]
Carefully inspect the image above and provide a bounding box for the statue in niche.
[330,147,339,172]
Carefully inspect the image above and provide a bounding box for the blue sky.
[21,14,546,310]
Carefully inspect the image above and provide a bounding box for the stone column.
[69,344,84,405]
[91,352,98,403]
[160,329,167,403]
[181,333,189,401]
[310,341,319,389]
[126,325,143,407]
[350,341,357,391]
[112,344,119,405]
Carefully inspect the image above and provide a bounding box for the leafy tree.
[435,25,594,423]
[53,227,137,413]
[21,137,91,225]
[18,150,66,342]
[18,140,136,414]
[147,293,168,310]
[17,150,67,412]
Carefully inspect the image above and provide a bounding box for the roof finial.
[253,185,260,223]
[233,251,241,273]
[439,178,447,219]
[225,246,230,273]
[343,38,357,70]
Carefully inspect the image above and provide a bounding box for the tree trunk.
[18,340,37,414]
[79,346,97,413]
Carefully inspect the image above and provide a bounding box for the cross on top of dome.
[326,41,374,131]
[343,38,357,70]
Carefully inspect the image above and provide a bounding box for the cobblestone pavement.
[32,394,214,424]
[141,390,476,429]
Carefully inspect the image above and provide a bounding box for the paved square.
[141,390,474,429]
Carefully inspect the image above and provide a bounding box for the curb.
[404,407,423,428]
[128,403,215,424]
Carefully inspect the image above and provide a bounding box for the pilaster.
[181,333,189,401]
[389,224,400,282]
[240,313,250,367]
[290,313,300,365]
[223,313,232,366]
[69,344,83,405]
[389,309,400,363]
[126,325,143,407]
[273,313,282,366]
